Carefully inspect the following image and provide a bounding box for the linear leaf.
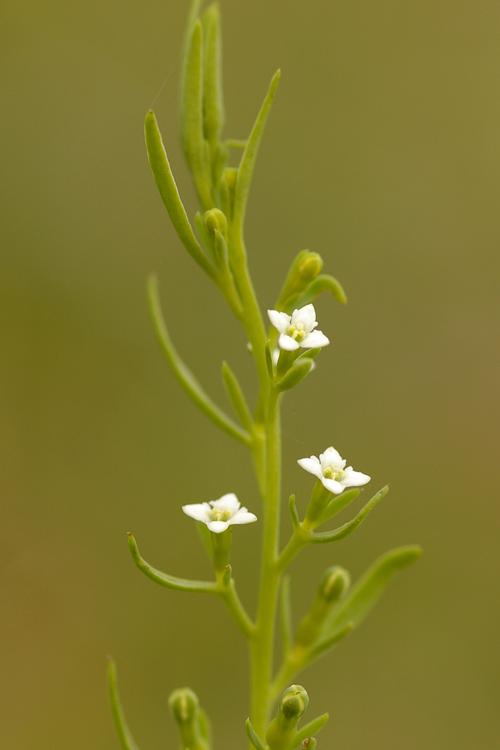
[316,487,361,525]
[148,276,250,445]
[221,360,253,430]
[308,622,353,663]
[144,111,213,277]
[288,494,300,530]
[299,274,347,306]
[276,358,313,391]
[233,69,281,231]
[311,485,389,544]
[325,545,423,634]
[107,659,140,750]
[181,19,212,207]
[127,533,218,593]
[202,3,225,144]
[245,718,267,750]
[293,713,329,747]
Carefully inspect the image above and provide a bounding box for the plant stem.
[250,388,282,737]
[228,229,270,416]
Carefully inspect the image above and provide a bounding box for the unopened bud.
[220,167,238,218]
[266,685,310,749]
[169,688,209,750]
[296,567,350,648]
[169,688,199,724]
[276,250,324,311]
[204,208,228,237]
[281,685,309,720]
[296,251,323,282]
[221,166,237,190]
[319,566,350,603]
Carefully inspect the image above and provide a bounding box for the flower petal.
[268,309,290,333]
[207,520,229,533]
[278,333,300,351]
[301,330,330,348]
[319,447,343,470]
[229,508,258,526]
[297,456,323,479]
[320,477,345,494]
[211,493,240,514]
[342,468,371,487]
[182,503,211,522]
[292,303,317,331]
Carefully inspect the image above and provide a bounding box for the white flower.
[182,493,257,534]
[298,446,371,495]
[267,304,330,351]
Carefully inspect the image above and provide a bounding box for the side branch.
[219,566,256,638]
[148,276,251,446]
[127,533,218,593]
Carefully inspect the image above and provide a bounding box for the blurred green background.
[2,0,499,747]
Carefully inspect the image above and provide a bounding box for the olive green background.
[2,0,499,747]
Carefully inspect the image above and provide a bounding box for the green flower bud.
[221,166,238,190]
[204,208,228,238]
[276,250,324,311]
[220,167,238,217]
[169,688,209,750]
[296,252,323,282]
[281,685,309,720]
[169,687,199,724]
[319,566,351,603]
[296,567,350,647]
[266,685,310,750]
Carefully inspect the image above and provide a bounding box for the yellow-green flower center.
[323,466,344,481]
[287,324,306,342]
[210,509,232,522]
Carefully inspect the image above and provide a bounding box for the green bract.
[108,1,421,748]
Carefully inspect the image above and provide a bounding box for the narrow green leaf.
[280,576,293,654]
[276,358,314,391]
[202,3,225,144]
[293,713,329,747]
[316,487,361,525]
[245,718,267,750]
[311,485,389,544]
[288,494,300,529]
[326,545,423,633]
[144,111,213,277]
[299,274,347,306]
[265,341,275,377]
[221,361,253,430]
[309,622,353,663]
[148,276,251,446]
[233,69,281,231]
[127,533,218,593]
[107,659,140,750]
[181,19,213,207]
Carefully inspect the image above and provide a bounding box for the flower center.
[210,509,232,522]
[323,466,344,481]
[287,323,306,342]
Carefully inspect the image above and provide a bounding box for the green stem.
[276,525,312,573]
[250,389,282,737]
[219,578,256,638]
[228,228,270,415]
